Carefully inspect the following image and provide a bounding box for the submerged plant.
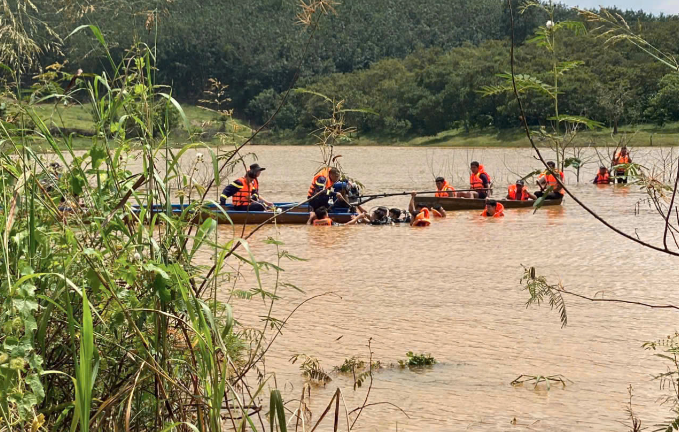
[398,352,437,368]
[511,374,570,390]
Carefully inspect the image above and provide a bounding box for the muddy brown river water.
[138,145,679,430]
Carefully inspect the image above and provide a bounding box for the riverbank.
[20,102,679,149]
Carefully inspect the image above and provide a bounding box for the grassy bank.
[19,102,679,149]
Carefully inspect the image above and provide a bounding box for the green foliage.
[290,354,332,385]
[520,267,568,328]
[398,352,436,368]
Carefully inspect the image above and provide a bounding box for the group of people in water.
[219,146,633,227]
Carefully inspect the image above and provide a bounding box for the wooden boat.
[133,203,358,225]
[414,196,563,211]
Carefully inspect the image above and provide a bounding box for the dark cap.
[249,163,265,172]
[435,176,445,183]
[516,179,525,186]
[486,199,497,206]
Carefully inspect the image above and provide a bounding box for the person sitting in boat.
[612,146,632,184]
[435,177,457,198]
[408,192,432,227]
[220,163,273,211]
[389,208,412,224]
[481,199,505,218]
[308,167,350,210]
[307,206,366,226]
[593,166,612,184]
[506,179,536,201]
[534,161,564,200]
[468,161,492,199]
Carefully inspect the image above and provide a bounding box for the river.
[162,145,679,430]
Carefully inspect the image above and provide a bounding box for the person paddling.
[506,179,536,201]
[469,161,492,199]
[481,199,505,218]
[612,146,632,184]
[593,166,612,184]
[435,177,457,198]
[220,163,273,210]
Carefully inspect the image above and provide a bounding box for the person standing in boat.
[468,161,492,199]
[612,146,632,184]
[435,177,457,198]
[535,161,564,200]
[506,179,536,201]
[220,163,273,211]
[593,166,612,184]
[481,199,505,218]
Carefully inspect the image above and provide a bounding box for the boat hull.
[139,203,357,225]
[414,196,563,211]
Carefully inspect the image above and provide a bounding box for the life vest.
[614,153,630,173]
[539,170,565,195]
[432,209,444,218]
[231,177,259,206]
[412,208,431,227]
[308,168,332,198]
[313,218,333,226]
[470,166,491,190]
[435,181,455,198]
[507,185,530,201]
[594,173,610,184]
[481,203,505,218]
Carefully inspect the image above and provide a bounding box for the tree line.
[23,0,679,137]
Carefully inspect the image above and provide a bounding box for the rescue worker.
[612,146,632,184]
[408,192,432,227]
[593,166,612,184]
[535,161,565,200]
[468,161,492,199]
[220,163,272,210]
[506,179,536,201]
[435,177,457,198]
[307,206,366,226]
[481,199,505,218]
[389,208,411,224]
[307,167,349,210]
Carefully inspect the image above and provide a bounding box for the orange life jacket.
[614,153,630,173]
[470,165,491,190]
[539,170,565,195]
[594,172,610,184]
[435,181,456,198]
[412,208,431,227]
[481,203,505,218]
[432,209,444,218]
[507,185,530,201]
[313,218,333,226]
[614,153,630,165]
[308,168,332,198]
[231,177,259,206]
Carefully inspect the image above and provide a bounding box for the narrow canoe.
[414,196,563,211]
[134,203,358,225]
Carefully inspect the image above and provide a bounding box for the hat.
[516,179,525,186]
[249,163,265,173]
